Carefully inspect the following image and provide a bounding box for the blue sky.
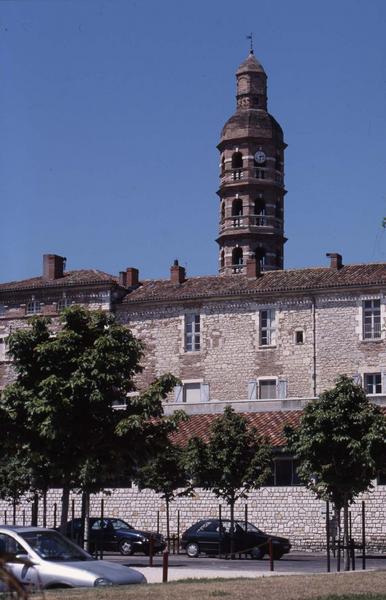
[1,0,386,282]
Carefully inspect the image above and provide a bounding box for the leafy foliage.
[0,306,181,515]
[184,406,272,504]
[285,375,386,510]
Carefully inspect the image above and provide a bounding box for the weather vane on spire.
[246,32,254,54]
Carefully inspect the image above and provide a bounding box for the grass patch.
[44,572,386,600]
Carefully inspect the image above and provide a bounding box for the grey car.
[0,526,146,589]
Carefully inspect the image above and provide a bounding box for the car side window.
[0,533,26,559]
[197,521,218,533]
[91,519,107,530]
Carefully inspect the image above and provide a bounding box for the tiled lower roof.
[171,410,302,448]
[0,270,118,292]
[123,263,386,304]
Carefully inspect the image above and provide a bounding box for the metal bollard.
[162,550,169,583]
[268,538,274,572]
[149,535,154,567]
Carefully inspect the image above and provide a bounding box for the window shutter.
[278,379,288,400]
[248,380,257,400]
[382,372,386,395]
[200,383,210,403]
[353,373,362,386]
[174,385,182,403]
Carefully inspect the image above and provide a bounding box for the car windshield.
[236,521,262,533]
[109,519,133,530]
[20,531,91,562]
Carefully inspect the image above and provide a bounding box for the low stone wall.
[1,485,386,552]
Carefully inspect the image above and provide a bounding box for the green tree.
[285,375,386,571]
[1,306,182,534]
[184,406,272,558]
[136,440,191,547]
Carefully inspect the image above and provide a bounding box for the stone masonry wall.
[119,291,386,403]
[2,484,386,552]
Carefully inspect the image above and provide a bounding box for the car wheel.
[119,539,134,556]
[186,542,200,558]
[273,551,284,560]
[251,546,265,560]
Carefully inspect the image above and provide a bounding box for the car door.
[194,520,221,555]
[90,519,116,551]
[0,533,40,590]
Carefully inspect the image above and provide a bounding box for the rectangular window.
[185,314,200,351]
[26,300,41,315]
[265,458,301,487]
[183,382,201,403]
[0,337,7,362]
[174,382,209,403]
[363,299,381,340]
[258,379,277,399]
[364,372,382,395]
[260,309,275,346]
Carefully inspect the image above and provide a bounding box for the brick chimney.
[170,259,186,284]
[119,267,139,287]
[43,254,66,280]
[246,257,261,279]
[326,253,343,270]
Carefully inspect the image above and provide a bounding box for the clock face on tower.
[254,150,266,164]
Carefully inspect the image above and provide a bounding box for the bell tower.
[216,51,287,275]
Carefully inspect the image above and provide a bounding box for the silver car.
[0,526,146,589]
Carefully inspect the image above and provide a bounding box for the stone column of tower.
[216,51,287,275]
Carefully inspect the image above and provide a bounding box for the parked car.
[180,518,291,559]
[64,518,166,556]
[0,526,146,588]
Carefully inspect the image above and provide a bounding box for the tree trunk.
[31,493,39,527]
[343,498,350,571]
[83,491,91,553]
[59,484,70,534]
[230,500,235,560]
[166,498,170,552]
[42,489,47,528]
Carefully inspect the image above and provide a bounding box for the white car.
[0,526,146,589]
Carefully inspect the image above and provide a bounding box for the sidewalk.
[135,566,289,583]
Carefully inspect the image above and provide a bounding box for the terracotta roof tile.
[171,410,302,448]
[0,270,118,292]
[122,263,386,305]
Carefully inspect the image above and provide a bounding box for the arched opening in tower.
[231,152,243,169]
[232,247,243,266]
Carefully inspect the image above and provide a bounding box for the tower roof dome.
[236,51,266,75]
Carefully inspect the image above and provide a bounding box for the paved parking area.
[100,552,386,583]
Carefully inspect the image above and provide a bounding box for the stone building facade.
[1,52,386,550]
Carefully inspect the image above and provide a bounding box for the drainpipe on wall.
[311,296,317,397]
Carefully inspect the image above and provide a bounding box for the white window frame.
[248,377,287,401]
[174,380,209,404]
[362,298,381,340]
[0,335,8,362]
[112,391,139,410]
[184,314,201,352]
[57,295,72,311]
[26,297,41,315]
[363,372,382,395]
[259,309,276,346]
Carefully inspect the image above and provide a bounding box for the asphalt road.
[102,551,386,575]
